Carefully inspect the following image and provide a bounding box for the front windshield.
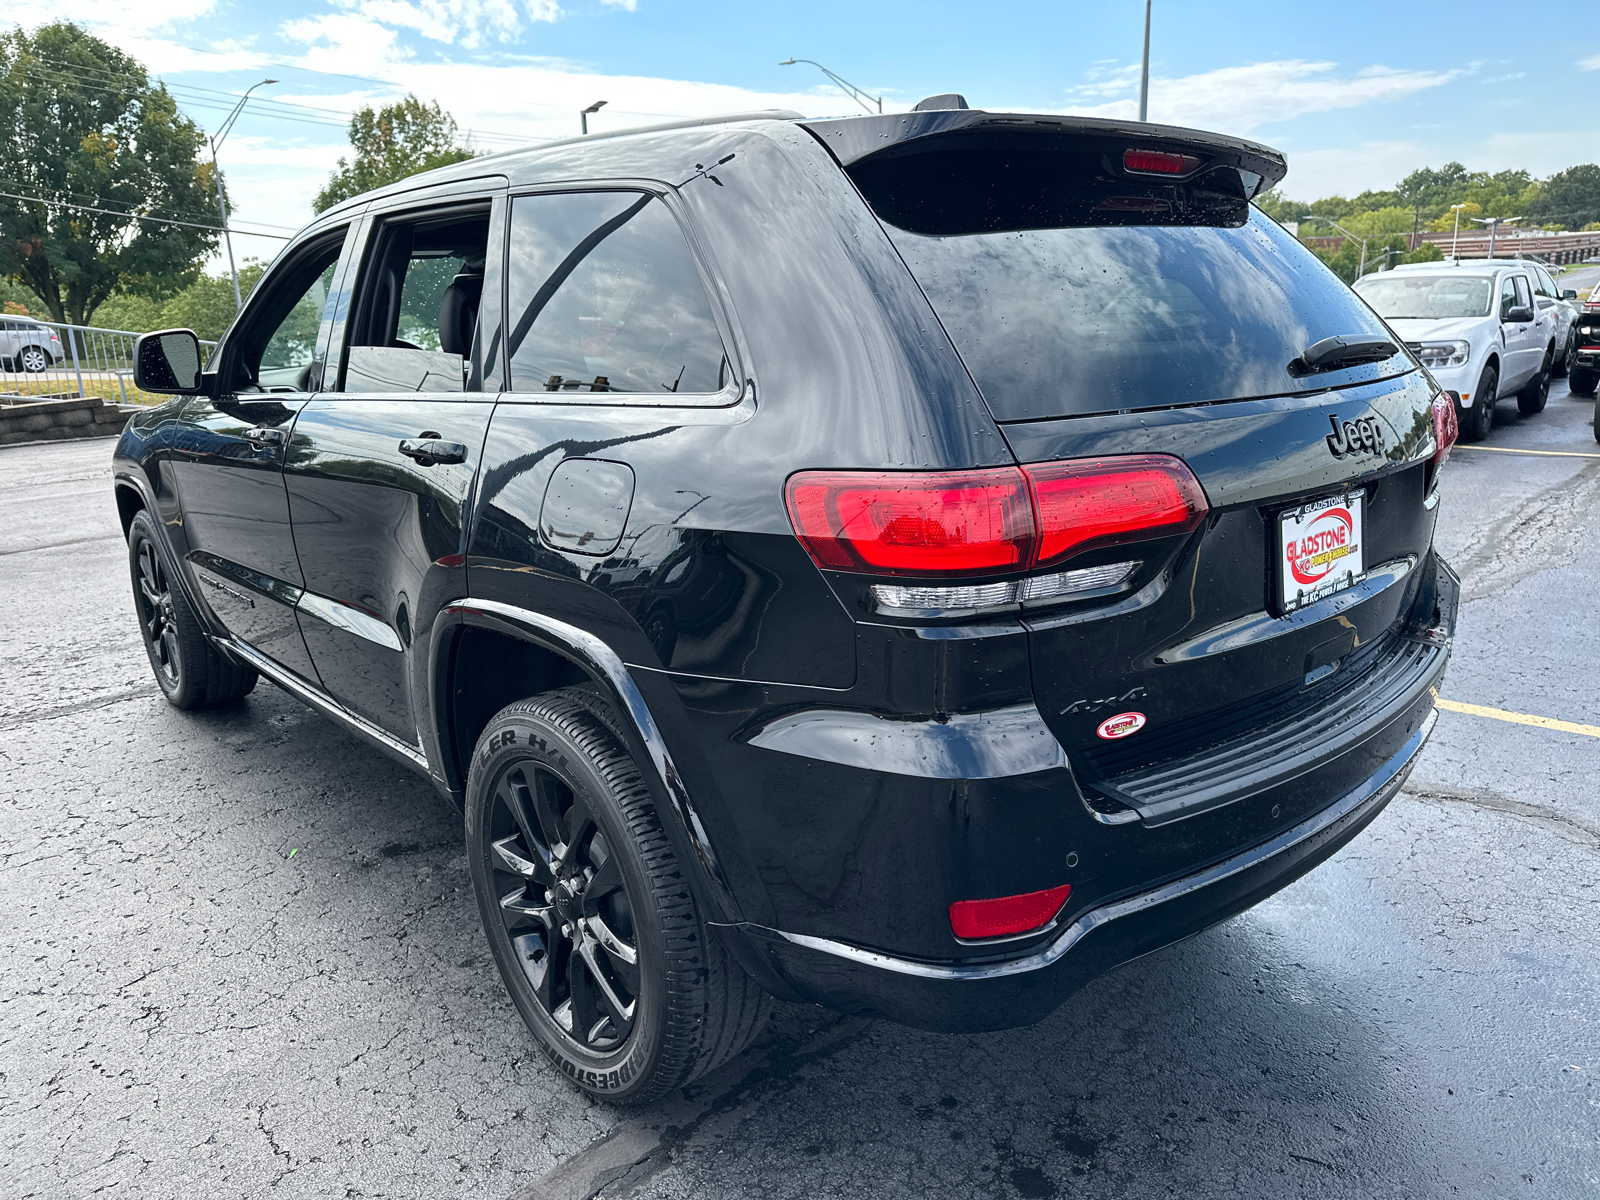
[1356,274,1494,320]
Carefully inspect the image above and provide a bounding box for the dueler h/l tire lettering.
[126,510,258,709]
[465,688,770,1103]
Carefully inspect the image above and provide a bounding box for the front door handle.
[398,436,467,466]
[243,426,286,446]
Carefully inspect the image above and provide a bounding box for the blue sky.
[15,0,1600,268]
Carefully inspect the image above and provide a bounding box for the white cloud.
[1061,59,1460,137]
[599,0,638,9]
[526,0,564,20]
[1580,54,1600,71]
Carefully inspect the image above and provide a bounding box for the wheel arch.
[114,481,146,537]
[430,599,746,930]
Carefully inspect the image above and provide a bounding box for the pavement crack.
[1450,457,1600,604]
[1401,783,1600,852]
[0,686,159,731]
[0,532,122,557]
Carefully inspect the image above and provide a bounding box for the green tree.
[0,23,222,325]
[313,95,476,213]
[1524,164,1600,230]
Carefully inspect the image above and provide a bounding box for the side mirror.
[1504,305,1534,324]
[1564,289,1579,301]
[134,329,205,394]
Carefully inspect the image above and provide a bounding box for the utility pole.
[1449,204,1466,258]
[212,79,277,313]
[1138,0,1152,122]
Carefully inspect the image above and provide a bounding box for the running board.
[212,635,431,774]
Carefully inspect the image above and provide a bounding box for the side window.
[227,230,347,393]
[505,192,730,396]
[1532,268,1556,301]
[1500,275,1518,318]
[343,206,490,394]
[259,259,338,383]
[1513,276,1532,310]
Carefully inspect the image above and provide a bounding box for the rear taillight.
[784,468,1033,575]
[1025,456,1208,567]
[1431,390,1459,468]
[785,456,1208,584]
[949,884,1072,940]
[1122,148,1202,176]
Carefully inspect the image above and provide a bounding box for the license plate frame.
[1278,491,1365,613]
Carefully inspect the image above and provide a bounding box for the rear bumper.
[718,703,1436,1031]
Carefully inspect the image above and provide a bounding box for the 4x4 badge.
[1326,414,1385,459]
[1063,686,1147,716]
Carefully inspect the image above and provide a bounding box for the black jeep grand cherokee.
[117,102,1459,1102]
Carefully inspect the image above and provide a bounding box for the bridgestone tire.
[127,510,258,709]
[1517,350,1550,415]
[465,689,770,1103]
[1464,364,1497,441]
[1572,367,1599,398]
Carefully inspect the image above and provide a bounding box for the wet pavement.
[2,377,1596,1199]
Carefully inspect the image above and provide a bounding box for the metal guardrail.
[0,321,217,407]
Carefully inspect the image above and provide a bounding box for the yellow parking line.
[1452,445,1600,460]
[1435,696,1600,739]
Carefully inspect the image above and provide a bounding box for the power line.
[0,190,292,239]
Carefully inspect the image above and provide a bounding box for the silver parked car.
[0,316,62,373]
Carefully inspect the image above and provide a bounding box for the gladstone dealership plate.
[1279,491,1364,612]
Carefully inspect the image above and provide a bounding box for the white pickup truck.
[1353,260,1562,441]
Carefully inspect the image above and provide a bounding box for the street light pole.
[1471,214,1519,261]
[211,78,277,313]
[1449,203,1466,258]
[779,58,882,114]
[1138,0,1152,122]
[580,100,607,135]
[1310,214,1370,278]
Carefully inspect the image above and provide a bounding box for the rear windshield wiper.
[1288,334,1399,377]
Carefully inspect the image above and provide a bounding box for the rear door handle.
[243,426,286,446]
[398,436,467,466]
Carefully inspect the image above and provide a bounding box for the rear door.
[283,185,504,746]
[165,222,357,681]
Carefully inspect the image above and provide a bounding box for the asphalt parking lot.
[3,377,1597,1199]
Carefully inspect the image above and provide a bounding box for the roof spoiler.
[800,110,1288,195]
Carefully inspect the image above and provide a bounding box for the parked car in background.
[116,104,1459,1102]
[1354,261,1557,440]
[0,316,61,373]
[1573,299,1600,399]
[1496,259,1580,378]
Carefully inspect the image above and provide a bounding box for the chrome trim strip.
[724,708,1436,982]
[445,597,740,923]
[218,635,428,769]
[296,591,404,652]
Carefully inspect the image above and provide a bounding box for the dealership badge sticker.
[1280,491,1364,611]
[1096,711,1147,740]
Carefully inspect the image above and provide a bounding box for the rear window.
[1355,274,1495,320]
[847,141,1405,421]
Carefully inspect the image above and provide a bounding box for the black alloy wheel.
[490,756,642,1054]
[466,689,770,1103]
[1517,349,1551,416]
[1464,363,1497,441]
[126,510,257,709]
[19,345,50,373]
[1556,330,1574,378]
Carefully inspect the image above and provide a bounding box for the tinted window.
[848,142,1400,420]
[1355,274,1495,319]
[1532,267,1556,299]
[260,258,338,381]
[505,192,728,396]
[1500,275,1517,318]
